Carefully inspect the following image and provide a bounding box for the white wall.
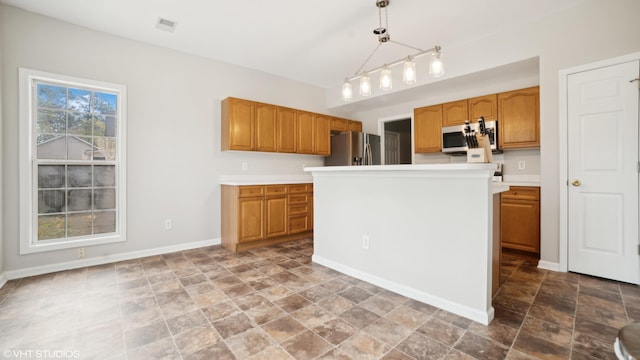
[0,5,331,273]
[342,0,640,266]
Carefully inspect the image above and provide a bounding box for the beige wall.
[348,0,640,266]
[0,5,330,272]
[0,4,4,277]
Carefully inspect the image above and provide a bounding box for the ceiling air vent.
[156,17,178,33]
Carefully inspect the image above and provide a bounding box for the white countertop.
[219,174,313,186]
[304,163,497,172]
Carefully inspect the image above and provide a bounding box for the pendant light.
[342,79,353,101]
[429,45,444,78]
[359,74,371,96]
[380,65,392,90]
[403,56,416,85]
[341,0,444,101]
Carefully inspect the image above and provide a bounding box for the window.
[19,68,127,254]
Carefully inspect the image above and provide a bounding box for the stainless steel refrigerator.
[324,132,381,166]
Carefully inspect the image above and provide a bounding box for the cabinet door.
[414,105,442,153]
[277,107,297,153]
[468,94,497,122]
[255,102,277,152]
[500,199,540,253]
[238,198,264,242]
[442,99,468,127]
[265,196,287,238]
[297,111,314,154]
[222,98,254,151]
[330,117,347,132]
[498,86,540,149]
[314,114,331,156]
[346,120,362,132]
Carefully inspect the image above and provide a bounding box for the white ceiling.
[2,0,584,89]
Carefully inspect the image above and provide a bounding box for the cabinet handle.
[512,192,517,195]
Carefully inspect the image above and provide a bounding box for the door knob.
[571,179,581,187]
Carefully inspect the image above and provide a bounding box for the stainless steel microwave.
[441,120,498,154]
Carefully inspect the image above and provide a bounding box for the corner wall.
[0,4,4,286]
[0,5,329,274]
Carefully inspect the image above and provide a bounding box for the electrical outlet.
[518,160,526,170]
[77,247,85,259]
[242,162,248,171]
[362,235,370,250]
[164,219,173,230]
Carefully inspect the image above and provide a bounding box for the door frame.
[558,51,640,272]
[377,113,413,165]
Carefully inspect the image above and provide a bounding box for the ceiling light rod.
[348,44,440,82]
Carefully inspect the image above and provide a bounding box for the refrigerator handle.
[364,143,373,165]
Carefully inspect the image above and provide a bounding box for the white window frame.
[19,68,127,254]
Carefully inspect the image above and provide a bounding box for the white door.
[385,131,400,165]
[567,60,640,284]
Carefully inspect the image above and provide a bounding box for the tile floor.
[0,238,638,359]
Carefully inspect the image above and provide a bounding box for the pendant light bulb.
[380,65,392,90]
[403,56,417,85]
[359,74,372,96]
[342,79,353,101]
[429,46,444,78]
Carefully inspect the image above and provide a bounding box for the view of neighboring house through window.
[19,68,126,253]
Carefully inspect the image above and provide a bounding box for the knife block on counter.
[467,134,493,163]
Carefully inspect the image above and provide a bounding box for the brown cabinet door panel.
[238,198,264,242]
[442,99,468,127]
[265,196,287,238]
[414,105,442,153]
[314,114,331,155]
[222,98,255,151]
[255,103,277,152]
[289,215,309,234]
[297,111,314,154]
[501,199,540,253]
[498,86,540,149]
[277,107,297,153]
[468,94,497,122]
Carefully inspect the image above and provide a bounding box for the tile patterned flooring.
[0,238,638,359]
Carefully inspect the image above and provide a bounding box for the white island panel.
[307,164,497,324]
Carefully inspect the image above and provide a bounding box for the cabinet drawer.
[288,204,308,215]
[288,184,309,194]
[265,185,287,196]
[239,186,265,198]
[501,186,539,201]
[288,194,308,204]
[289,215,309,233]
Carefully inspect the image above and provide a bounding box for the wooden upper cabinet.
[297,110,314,154]
[314,114,331,156]
[221,97,255,151]
[414,104,442,153]
[346,120,362,132]
[330,117,347,132]
[277,106,297,153]
[498,86,540,149]
[442,99,468,127]
[468,94,497,122]
[255,102,277,152]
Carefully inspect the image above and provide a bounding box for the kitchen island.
[305,164,507,324]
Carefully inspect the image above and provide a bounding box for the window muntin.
[19,68,126,253]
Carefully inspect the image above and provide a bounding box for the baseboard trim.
[312,255,494,325]
[0,272,8,289]
[537,260,561,272]
[4,238,221,281]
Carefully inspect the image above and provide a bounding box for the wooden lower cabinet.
[500,186,540,254]
[222,183,313,252]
